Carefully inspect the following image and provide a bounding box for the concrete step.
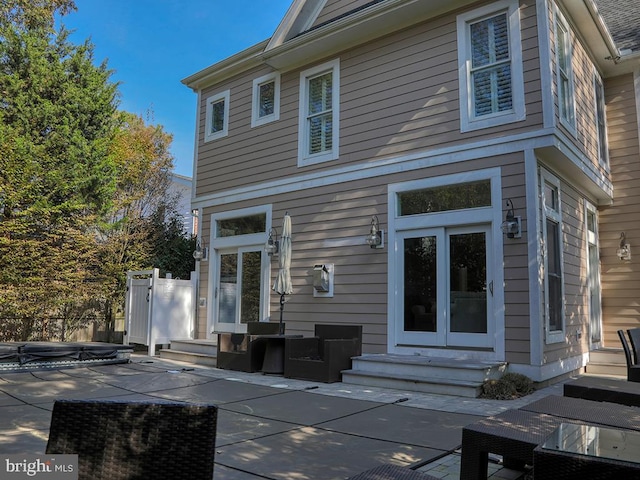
[341,369,483,397]
[168,339,217,356]
[159,348,217,367]
[586,348,626,377]
[342,354,507,398]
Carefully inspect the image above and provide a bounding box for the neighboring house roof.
[594,0,640,53]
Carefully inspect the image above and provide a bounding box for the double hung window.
[457,0,525,131]
[298,59,340,166]
[555,10,575,129]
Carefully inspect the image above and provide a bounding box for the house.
[168,172,196,236]
[181,0,640,389]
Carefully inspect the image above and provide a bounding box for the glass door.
[586,204,602,346]
[396,225,492,348]
[214,247,263,332]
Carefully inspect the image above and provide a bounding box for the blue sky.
[60,1,293,177]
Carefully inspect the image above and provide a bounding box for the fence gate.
[124,268,196,356]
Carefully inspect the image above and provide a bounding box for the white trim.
[554,6,577,134]
[509,352,587,382]
[584,199,602,350]
[386,168,505,361]
[634,69,640,148]
[207,204,274,337]
[251,72,281,128]
[540,167,565,344]
[536,0,555,129]
[525,150,543,366]
[298,58,340,166]
[204,90,230,142]
[592,69,609,168]
[456,0,526,132]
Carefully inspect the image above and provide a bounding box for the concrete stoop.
[158,339,218,367]
[342,354,507,398]
[585,348,626,377]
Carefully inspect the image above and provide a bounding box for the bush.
[480,372,534,400]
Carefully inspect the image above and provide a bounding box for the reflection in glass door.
[215,247,263,332]
[397,226,492,348]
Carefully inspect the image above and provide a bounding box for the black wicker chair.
[46,399,217,480]
[284,324,362,383]
[216,321,282,372]
[617,329,640,382]
[627,328,640,365]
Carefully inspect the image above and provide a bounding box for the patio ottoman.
[346,464,439,479]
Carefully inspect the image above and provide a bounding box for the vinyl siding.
[195,0,543,198]
[311,0,375,27]
[196,150,529,357]
[599,74,640,348]
[548,1,610,184]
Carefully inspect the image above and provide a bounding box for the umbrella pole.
[279,294,285,335]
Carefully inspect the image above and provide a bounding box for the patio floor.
[0,354,565,479]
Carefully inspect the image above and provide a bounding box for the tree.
[0,3,119,340]
[98,111,183,336]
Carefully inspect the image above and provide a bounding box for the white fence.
[124,268,196,356]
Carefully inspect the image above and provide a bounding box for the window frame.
[297,58,340,167]
[204,90,230,142]
[593,70,609,167]
[540,168,565,344]
[456,0,525,132]
[554,8,576,131]
[251,72,281,128]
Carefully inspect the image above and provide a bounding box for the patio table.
[533,422,640,479]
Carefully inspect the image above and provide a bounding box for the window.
[555,10,575,129]
[298,59,340,166]
[251,73,280,127]
[593,73,609,166]
[457,0,525,132]
[204,90,230,142]
[541,169,564,343]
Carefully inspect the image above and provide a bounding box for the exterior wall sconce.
[365,215,384,249]
[500,199,521,239]
[192,238,208,261]
[617,232,631,261]
[265,227,279,256]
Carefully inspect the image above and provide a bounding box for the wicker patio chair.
[46,399,217,480]
[617,330,640,382]
[346,464,439,479]
[216,321,282,372]
[284,324,362,383]
[627,328,640,365]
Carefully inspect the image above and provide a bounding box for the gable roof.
[594,0,640,53]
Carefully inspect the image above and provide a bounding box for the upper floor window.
[541,169,564,343]
[457,0,525,132]
[204,90,230,142]
[555,9,575,130]
[593,72,609,166]
[251,72,280,127]
[298,59,340,166]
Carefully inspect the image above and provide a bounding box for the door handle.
[489,281,494,296]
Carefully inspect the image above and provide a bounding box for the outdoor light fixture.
[365,215,384,249]
[500,199,521,239]
[617,232,631,261]
[265,227,279,256]
[192,238,208,261]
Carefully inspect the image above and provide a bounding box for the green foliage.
[480,372,534,400]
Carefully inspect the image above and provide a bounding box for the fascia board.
[262,0,476,72]
[181,40,269,91]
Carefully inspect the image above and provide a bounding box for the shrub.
[480,372,534,400]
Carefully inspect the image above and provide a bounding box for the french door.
[213,246,263,333]
[396,225,493,348]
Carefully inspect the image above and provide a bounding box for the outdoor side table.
[260,334,302,374]
[461,409,560,480]
[533,422,640,479]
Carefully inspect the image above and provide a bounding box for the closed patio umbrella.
[272,213,292,335]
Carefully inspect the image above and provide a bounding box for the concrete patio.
[0,354,566,479]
